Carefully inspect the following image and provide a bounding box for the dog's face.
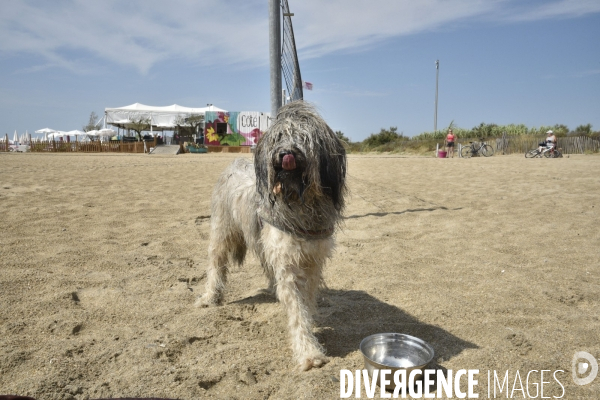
[271,144,308,203]
[255,102,346,212]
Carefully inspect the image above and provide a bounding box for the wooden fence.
[28,137,158,153]
[1,135,9,152]
[493,135,600,155]
[443,135,599,155]
[353,135,599,155]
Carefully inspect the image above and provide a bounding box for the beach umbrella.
[67,130,87,136]
[35,128,56,134]
[48,131,67,139]
[67,130,85,141]
[35,128,56,142]
[97,129,117,140]
[13,130,18,144]
[98,128,116,136]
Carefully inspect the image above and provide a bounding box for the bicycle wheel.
[481,144,494,157]
[543,149,552,158]
[554,150,563,158]
[460,145,472,158]
[525,150,538,158]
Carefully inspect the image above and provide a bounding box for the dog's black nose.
[279,150,292,160]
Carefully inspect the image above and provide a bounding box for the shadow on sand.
[231,288,476,393]
[316,289,477,362]
[345,206,463,220]
[232,288,476,364]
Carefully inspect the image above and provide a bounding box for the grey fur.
[197,101,347,371]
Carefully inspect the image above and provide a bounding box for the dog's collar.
[258,217,334,240]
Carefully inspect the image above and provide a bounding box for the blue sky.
[1,0,599,141]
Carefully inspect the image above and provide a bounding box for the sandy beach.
[0,152,598,399]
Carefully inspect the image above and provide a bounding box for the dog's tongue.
[282,154,296,170]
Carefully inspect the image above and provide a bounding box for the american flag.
[302,81,313,91]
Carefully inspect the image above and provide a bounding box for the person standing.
[445,129,456,158]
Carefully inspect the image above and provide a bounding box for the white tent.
[67,130,87,137]
[104,103,226,131]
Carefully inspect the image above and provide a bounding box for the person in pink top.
[445,129,456,158]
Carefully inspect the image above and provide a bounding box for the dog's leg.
[273,262,328,371]
[261,257,277,295]
[304,263,323,317]
[196,244,229,307]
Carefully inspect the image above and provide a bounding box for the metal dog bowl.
[359,333,435,390]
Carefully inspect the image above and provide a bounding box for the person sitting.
[538,130,556,155]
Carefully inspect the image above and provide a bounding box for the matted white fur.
[197,102,346,371]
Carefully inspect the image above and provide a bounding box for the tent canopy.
[105,103,227,131]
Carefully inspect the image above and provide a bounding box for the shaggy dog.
[197,101,347,370]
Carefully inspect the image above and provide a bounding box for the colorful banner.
[204,111,270,146]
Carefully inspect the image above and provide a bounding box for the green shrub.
[363,127,406,148]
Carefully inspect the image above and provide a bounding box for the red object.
[282,154,296,170]
[438,151,447,158]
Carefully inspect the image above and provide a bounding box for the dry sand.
[0,152,598,399]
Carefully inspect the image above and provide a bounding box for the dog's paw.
[194,293,220,308]
[299,354,329,371]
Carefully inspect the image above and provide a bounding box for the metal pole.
[434,60,439,132]
[269,0,282,117]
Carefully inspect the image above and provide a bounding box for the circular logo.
[572,351,598,386]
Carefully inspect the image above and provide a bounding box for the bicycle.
[460,140,494,158]
[525,146,563,158]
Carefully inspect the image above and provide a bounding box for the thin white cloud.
[0,0,268,74]
[503,0,600,22]
[575,68,600,77]
[0,0,598,74]
[292,0,500,59]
